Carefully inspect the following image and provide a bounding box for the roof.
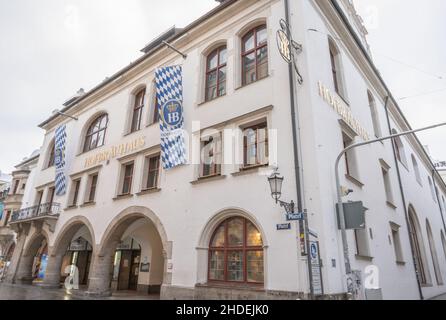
[38,0,237,129]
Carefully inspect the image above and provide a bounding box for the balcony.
[10,203,60,224]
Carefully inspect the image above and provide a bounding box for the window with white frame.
[119,162,134,195]
[380,160,395,206]
[390,223,404,263]
[411,154,422,185]
[85,173,98,203]
[328,39,346,100]
[242,121,268,168]
[342,132,360,180]
[428,177,436,202]
[368,91,381,138]
[355,223,371,258]
[142,154,161,190]
[391,129,408,167]
[200,132,222,178]
[68,179,81,207]
[426,220,443,285]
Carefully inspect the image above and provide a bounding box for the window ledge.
[113,194,134,201]
[386,201,397,209]
[136,188,161,196]
[232,164,269,177]
[345,174,364,188]
[190,174,226,185]
[421,283,433,288]
[234,75,270,91]
[80,201,96,208]
[197,282,264,291]
[197,94,227,107]
[396,260,406,266]
[64,205,79,211]
[145,121,159,128]
[355,254,374,262]
[123,129,141,138]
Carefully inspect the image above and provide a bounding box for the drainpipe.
[283,0,314,299]
[431,170,446,234]
[383,98,424,300]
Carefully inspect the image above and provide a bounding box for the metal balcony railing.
[10,202,60,223]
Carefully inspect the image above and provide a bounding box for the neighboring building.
[0,153,40,280]
[4,0,446,300]
[435,161,446,184]
[0,173,12,278]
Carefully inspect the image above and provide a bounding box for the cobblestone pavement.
[0,282,160,300]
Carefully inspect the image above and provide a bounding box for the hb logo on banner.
[155,65,187,170]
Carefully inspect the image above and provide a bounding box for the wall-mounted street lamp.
[52,109,78,121]
[268,169,295,214]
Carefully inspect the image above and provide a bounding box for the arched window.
[83,114,108,152]
[329,39,345,98]
[428,177,436,202]
[148,82,160,126]
[368,91,381,138]
[408,207,430,285]
[411,155,422,185]
[208,217,264,284]
[426,220,443,285]
[130,88,145,133]
[46,140,55,168]
[441,231,446,264]
[391,129,407,167]
[242,25,268,86]
[205,46,227,101]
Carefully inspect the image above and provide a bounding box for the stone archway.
[42,216,95,288]
[86,206,170,297]
[15,230,49,284]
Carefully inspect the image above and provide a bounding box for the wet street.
[0,282,160,300]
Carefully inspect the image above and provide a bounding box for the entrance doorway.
[112,237,141,291]
[61,237,93,286]
[32,239,48,283]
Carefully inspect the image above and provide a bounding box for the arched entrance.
[408,205,431,285]
[16,232,49,284]
[0,242,15,280]
[43,217,95,289]
[87,207,168,297]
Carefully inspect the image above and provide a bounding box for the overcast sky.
[0,0,445,174]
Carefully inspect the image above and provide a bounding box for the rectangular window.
[243,122,268,168]
[48,187,56,204]
[355,218,371,258]
[342,132,359,179]
[391,224,404,263]
[200,134,222,178]
[70,179,81,207]
[121,163,134,195]
[88,174,98,203]
[12,180,19,194]
[145,155,160,190]
[381,164,394,205]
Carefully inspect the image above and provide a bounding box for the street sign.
[286,212,304,221]
[276,223,291,230]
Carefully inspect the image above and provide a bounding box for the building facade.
[4,0,446,300]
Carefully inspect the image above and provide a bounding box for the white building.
[4,0,446,300]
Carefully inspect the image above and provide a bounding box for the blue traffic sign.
[286,212,304,221]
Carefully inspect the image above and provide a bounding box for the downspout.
[431,170,446,234]
[284,0,314,299]
[384,98,424,300]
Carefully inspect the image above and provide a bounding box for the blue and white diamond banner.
[55,124,67,196]
[155,65,187,170]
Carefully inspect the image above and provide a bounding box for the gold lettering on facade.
[83,137,146,168]
[317,81,370,141]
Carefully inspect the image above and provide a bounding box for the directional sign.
[276,223,291,231]
[286,212,304,221]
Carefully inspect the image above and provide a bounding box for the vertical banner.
[55,124,67,196]
[155,65,187,169]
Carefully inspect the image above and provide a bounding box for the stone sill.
[80,201,96,208]
[196,282,264,292]
[234,74,270,91]
[345,174,364,188]
[232,164,269,177]
[113,194,134,201]
[355,254,374,262]
[396,260,406,266]
[386,201,397,209]
[136,188,161,196]
[197,93,226,107]
[64,205,79,211]
[190,175,226,185]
